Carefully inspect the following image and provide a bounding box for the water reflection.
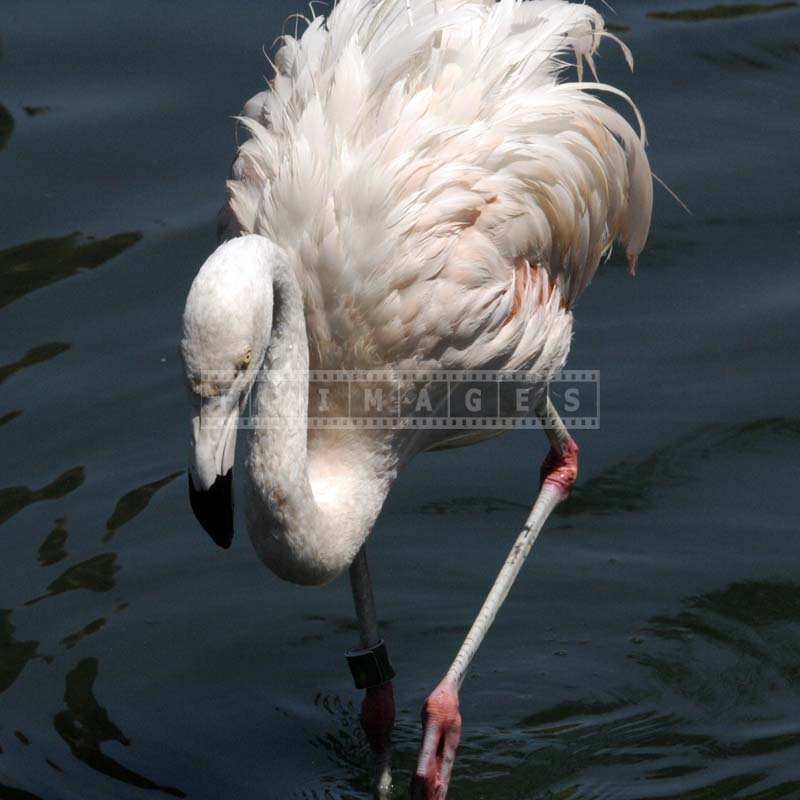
[22,106,52,117]
[0,466,84,527]
[0,104,13,151]
[0,410,22,428]
[25,553,118,606]
[0,342,70,386]
[0,232,142,309]
[560,418,800,516]
[698,50,774,70]
[690,579,800,627]
[0,782,43,800]
[410,419,799,520]
[0,609,39,695]
[61,618,107,650]
[648,2,797,22]
[53,658,185,797]
[632,579,800,710]
[416,496,528,516]
[519,696,632,728]
[37,518,68,567]
[104,471,183,542]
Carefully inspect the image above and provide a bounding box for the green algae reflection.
[648,2,796,21]
[38,517,69,566]
[104,470,183,541]
[560,417,800,516]
[413,418,799,520]
[0,609,39,695]
[417,495,528,516]
[54,658,185,796]
[61,617,107,650]
[0,231,142,309]
[0,410,22,428]
[0,782,44,800]
[0,466,84,527]
[0,342,70,386]
[632,579,800,709]
[0,104,13,151]
[26,553,118,606]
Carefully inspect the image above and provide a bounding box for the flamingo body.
[180,1,653,794]
[184,0,652,585]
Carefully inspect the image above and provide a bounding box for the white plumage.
[222,0,651,381]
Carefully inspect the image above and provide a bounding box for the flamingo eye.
[236,349,252,372]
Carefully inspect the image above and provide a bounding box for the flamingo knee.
[539,436,579,499]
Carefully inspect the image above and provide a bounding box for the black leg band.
[345,640,395,689]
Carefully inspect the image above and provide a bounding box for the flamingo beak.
[188,468,234,548]
[187,399,238,549]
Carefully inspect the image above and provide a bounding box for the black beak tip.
[188,470,234,549]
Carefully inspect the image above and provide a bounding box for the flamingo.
[179,0,652,796]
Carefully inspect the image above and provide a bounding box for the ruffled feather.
[224,0,653,374]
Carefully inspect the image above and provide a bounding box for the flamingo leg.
[349,546,395,800]
[411,395,579,799]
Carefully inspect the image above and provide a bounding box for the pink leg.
[539,436,579,496]
[412,401,578,798]
[361,681,395,769]
[410,679,462,799]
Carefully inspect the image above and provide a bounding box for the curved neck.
[244,255,396,586]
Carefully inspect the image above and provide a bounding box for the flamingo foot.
[539,436,579,498]
[410,679,461,799]
[361,682,395,799]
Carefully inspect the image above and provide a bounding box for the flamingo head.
[179,235,278,548]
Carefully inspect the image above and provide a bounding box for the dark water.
[1,0,799,797]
